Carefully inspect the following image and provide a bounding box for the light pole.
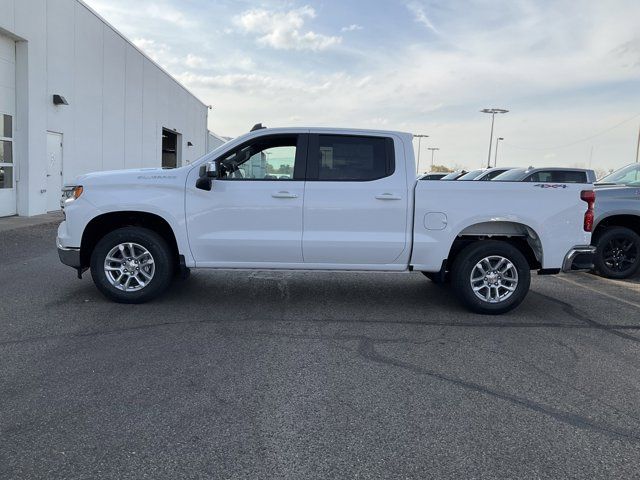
[494,137,503,167]
[481,108,508,168]
[427,147,440,170]
[414,134,429,173]
[636,127,640,163]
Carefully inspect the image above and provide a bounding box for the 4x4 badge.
[534,184,567,189]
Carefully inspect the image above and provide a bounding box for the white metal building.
[0,0,210,217]
[207,131,229,152]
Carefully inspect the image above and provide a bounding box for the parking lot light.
[481,108,509,168]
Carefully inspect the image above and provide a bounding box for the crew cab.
[57,127,596,314]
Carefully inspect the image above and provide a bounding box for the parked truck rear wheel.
[90,227,174,304]
[451,240,531,315]
[593,226,640,279]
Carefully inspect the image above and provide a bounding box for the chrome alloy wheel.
[470,255,518,304]
[103,242,155,292]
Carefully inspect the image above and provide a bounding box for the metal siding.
[124,47,143,169]
[102,27,126,170]
[73,3,103,174]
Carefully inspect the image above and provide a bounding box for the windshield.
[598,164,640,185]
[456,169,485,181]
[440,171,464,180]
[492,168,528,181]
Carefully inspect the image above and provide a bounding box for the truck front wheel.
[451,241,531,315]
[90,227,174,304]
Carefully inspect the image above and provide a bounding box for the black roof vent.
[250,123,266,132]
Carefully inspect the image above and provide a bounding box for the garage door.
[0,33,16,217]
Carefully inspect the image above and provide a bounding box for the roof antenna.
[250,123,266,132]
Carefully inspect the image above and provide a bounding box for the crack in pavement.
[533,292,640,344]
[204,328,640,442]
[356,336,640,443]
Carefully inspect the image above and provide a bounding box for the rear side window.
[525,171,587,183]
[308,135,395,181]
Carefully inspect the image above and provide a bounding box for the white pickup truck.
[57,126,596,314]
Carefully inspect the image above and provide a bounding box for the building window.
[0,114,12,189]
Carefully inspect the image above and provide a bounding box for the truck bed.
[411,180,592,272]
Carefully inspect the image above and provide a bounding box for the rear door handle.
[375,193,402,200]
[272,191,298,199]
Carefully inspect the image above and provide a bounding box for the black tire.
[593,227,640,279]
[90,227,174,304]
[451,240,531,315]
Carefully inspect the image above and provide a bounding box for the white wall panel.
[102,27,126,171]
[141,61,158,168]
[73,3,103,175]
[124,47,143,169]
[0,0,15,33]
[15,0,47,216]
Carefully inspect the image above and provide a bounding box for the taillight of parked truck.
[580,190,596,232]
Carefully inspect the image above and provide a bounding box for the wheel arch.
[446,221,543,271]
[80,211,180,268]
[593,214,640,241]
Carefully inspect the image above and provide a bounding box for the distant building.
[207,131,229,152]
[0,0,211,217]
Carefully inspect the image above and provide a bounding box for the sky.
[83,0,640,173]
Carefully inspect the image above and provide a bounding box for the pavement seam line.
[556,276,640,309]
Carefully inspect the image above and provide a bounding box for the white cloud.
[341,24,363,32]
[185,53,205,68]
[143,4,193,28]
[234,6,342,51]
[407,2,438,33]
[132,37,173,66]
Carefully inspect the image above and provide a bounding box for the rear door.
[302,133,409,266]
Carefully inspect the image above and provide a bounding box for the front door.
[302,133,409,266]
[186,133,308,266]
[46,132,63,211]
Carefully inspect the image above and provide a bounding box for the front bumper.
[57,243,81,268]
[562,245,596,272]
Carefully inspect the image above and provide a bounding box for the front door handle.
[375,193,402,200]
[272,191,298,199]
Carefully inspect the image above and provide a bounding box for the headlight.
[61,185,83,208]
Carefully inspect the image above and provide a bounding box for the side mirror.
[196,177,212,191]
[205,161,218,178]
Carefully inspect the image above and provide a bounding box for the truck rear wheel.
[90,227,174,304]
[451,240,531,315]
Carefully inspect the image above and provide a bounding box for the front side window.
[310,135,394,181]
[218,135,299,180]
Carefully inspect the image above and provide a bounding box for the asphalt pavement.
[1,219,640,479]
